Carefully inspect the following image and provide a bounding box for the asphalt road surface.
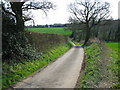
[14,46,84,88]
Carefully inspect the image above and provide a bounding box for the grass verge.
[80,43,102,88]
[2,42,72,88]
[106,42,120,88]
[80,42,119,88]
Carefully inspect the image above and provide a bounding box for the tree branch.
[2,5,15,16]
[22,1,54,11]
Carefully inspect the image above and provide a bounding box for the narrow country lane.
[14,46,84,88]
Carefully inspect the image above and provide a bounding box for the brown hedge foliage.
[25,31,68,52]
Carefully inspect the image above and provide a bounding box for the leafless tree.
[69,0,110,46]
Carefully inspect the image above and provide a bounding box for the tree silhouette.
[2,0,54,31]
[2,0,54,62]
[69,0,110,46]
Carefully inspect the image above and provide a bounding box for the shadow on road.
[73,45,82,48]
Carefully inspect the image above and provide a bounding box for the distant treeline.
[68,19,120,42]
[26,24,69,28]
[91,20,120,42]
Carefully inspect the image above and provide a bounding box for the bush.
[2,12,40,63]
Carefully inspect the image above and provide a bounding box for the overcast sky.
[25,0,120,26]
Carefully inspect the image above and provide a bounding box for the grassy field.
[26,27,72,36]
[105,42,119,51]
[2,42,73,88]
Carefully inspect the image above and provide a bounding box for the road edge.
[11,46,73,88]
[74,47,86,88]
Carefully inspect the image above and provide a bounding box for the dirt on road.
[13,46,84,88]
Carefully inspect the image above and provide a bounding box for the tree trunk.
[107,30,111,41]
[82,26,90,47]
[115,20,120,42]
[10,2,24,32]
[16,13,24,32]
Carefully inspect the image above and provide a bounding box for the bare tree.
[2,0,54,31]
[69,0,110,46]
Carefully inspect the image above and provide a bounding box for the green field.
[105,42,119,51]
[26,27,72,36]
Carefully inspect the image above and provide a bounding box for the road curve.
[14,46,84,88]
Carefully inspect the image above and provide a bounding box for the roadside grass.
[80,43,102,88]
[79,42,119,88]
[26,27,72,36]
[68,41,75,46]
[2,42,73,88]
[106,42,120,88]
[73,41,83,46]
